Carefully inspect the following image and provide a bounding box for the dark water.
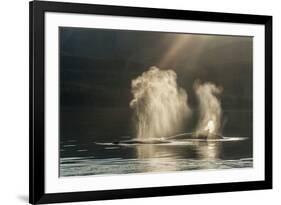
[60,110,252,177]
[60,135,253,177]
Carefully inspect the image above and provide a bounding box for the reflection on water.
[60,137,253,177]
[136,144,181,173]
[196,141,221,160]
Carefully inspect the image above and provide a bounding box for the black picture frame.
[29,1,272,204]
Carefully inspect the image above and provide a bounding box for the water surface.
[60,136,252,177]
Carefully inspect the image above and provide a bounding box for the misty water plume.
[130,66,191,140]
[194,80,223,138]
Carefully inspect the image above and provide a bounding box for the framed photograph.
[29,1,272,204]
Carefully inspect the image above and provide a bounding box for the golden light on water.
[197,142,221,161]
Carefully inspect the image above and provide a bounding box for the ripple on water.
[60,157,253,177]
